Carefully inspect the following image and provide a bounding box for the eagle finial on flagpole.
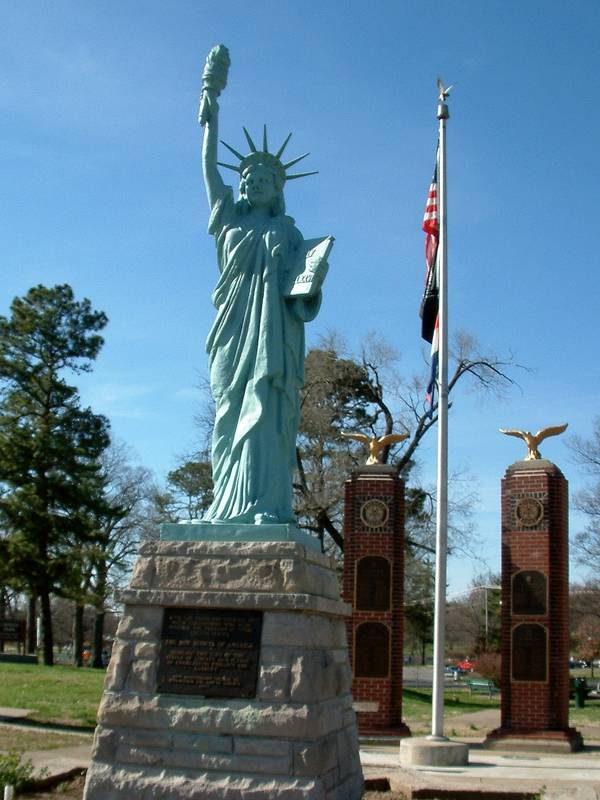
[436,77,454,102]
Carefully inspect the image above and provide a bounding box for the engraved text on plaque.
[157,608,263,697]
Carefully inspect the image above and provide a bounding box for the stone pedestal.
[485,459,583,753]
[399,737,468,767]
[342,465,410,737]
[83,532,363,799]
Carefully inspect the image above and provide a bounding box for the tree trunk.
[27,594,37,654]
[92,564,108,668]
[0,587,5,653]
[40,589,54,666]
[92,610,105,668]
[73,603,84,668]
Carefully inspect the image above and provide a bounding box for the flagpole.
[430,87,449,741]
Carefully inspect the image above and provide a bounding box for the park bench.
[466,678,500,698]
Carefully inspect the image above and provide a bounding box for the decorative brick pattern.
[485,461,582,751]
[342,467,410,736]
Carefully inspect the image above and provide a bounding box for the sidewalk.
[362,740,600,799]
[16,737,600,799]
[25,743,91,784]
[3,712,600,799]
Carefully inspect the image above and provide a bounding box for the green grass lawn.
[402,687,500,733]
[569,698,600,729]
[403,685,600,734]
[0,663,105,728]
[0,726,91,752]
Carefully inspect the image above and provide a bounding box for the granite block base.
[83,538,363,799]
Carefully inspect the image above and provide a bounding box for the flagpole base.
[399,737,468,767]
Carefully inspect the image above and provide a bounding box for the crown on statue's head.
[218,126,318,191]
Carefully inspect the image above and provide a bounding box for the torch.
[198,44,231,126]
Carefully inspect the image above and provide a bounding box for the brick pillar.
[342,464,410,737]
[485,459,582,752]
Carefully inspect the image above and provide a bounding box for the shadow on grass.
[403,689,432,705]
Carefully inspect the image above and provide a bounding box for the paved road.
[403,665,464,687]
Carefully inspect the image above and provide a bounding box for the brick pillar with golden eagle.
[485,423,583,752]
[341,431,411,737]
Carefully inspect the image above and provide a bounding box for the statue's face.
[244,165,278,207]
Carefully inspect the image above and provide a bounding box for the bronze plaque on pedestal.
[512,623,547,682]
[157,608,262,697]
[354,622,390,678]
[356,556,391,611]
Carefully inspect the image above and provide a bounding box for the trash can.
[574,677,587,708]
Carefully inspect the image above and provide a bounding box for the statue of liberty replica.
[83,46,362,800]
[199,45,332,528]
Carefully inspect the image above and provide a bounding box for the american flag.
[420,153,439,344]
[420,150,440,412]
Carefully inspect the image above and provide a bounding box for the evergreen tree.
[153,459,214,523]
[0,284,110,665]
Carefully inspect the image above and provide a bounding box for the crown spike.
[275,132,293,160]
[263,124,268,153]
[283,152,310,170]
[220,140,244,161]
[286,170,319,180]
[242,127,257,152]
[217,161,242,173]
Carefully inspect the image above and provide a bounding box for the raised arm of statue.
[199,45,230,209]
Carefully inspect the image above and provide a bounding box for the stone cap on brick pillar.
[505,459,564,479]
[351,464,398,478]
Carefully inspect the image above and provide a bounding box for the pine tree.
[0,284,110,665]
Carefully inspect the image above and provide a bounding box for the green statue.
[199,46,333,526]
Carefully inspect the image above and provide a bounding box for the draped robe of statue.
[203,185,321,524]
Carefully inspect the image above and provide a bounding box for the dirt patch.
[17,772,86,798]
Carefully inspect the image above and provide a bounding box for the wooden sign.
[0,619,25,643]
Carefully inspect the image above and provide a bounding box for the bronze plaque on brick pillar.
[512,570,547,615]
[157,608,262,697]
[512,623,547,682]
[356,556,391,611]
[354,622,390,678]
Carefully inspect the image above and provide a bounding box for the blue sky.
[2,1,599,592]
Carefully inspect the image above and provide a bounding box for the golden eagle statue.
[499,423,568,461]
[341,431,409,465]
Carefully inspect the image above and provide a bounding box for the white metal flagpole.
[429,81,450,741]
